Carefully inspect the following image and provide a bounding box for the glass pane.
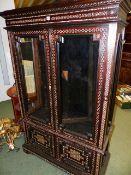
[16,37,49,123]
[58,35,99,137]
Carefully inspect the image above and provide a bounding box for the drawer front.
[26,125,55,157]
[57,138,96,174]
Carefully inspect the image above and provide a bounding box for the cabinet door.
[9,31,53,127]
[50,26,108,145]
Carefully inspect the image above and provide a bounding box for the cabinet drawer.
[57,138,96,174]
[26,125,55,156]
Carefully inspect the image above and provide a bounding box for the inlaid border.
[6,5,118,27]
[3,0,120,19]
[50,26,109,149]
[8,30,54,128]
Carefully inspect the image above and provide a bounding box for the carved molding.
[5,5,118,28]
[1,0,121,19]
[5,6,119,29]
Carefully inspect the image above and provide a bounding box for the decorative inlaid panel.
[26,125,54,156]
[62,145,86,164]
[57,138,96,174]
[33,132,48,146]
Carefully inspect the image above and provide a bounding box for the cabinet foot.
[23,148,30,154]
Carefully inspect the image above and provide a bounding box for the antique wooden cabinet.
[119,13,131,85]
[0,0,130,174]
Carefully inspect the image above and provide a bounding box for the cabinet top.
[0,0,130,29]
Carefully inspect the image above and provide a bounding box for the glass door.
[15,36,51,125]
[58,35,99,138]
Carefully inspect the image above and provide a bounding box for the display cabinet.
[0,0,130,174]
[119,13,131,85]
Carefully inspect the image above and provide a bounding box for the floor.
[0,100,131,175]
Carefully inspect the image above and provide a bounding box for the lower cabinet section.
[25,125,55,157]
[23,124,108,175]
[56,138,96,174]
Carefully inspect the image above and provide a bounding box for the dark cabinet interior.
[58,35,99,137]
[16,37,50,122]
[0,0,130,175]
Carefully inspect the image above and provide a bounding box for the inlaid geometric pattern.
[26,125,55,156]
[57,139,95,174]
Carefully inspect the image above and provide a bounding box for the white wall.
[0,0,15,102]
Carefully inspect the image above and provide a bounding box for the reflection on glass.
[59,35,99,137]
[22,60,36,99]
[19,38,36,102]
[16,37,49,123]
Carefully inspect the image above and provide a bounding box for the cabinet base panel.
[23,143,110,175]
